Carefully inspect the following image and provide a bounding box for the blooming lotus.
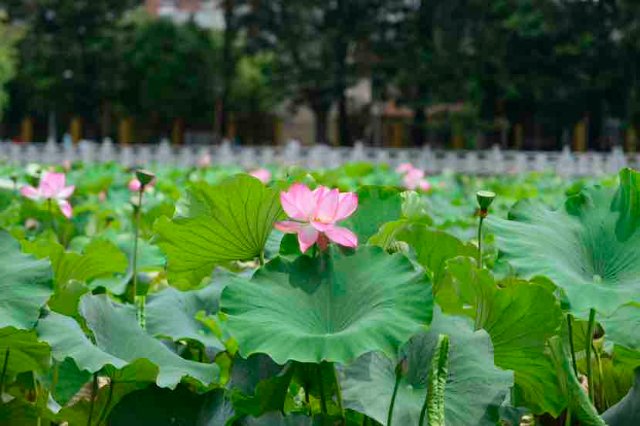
[275,183,358,253]
[21,172,75,218]
[396,163,431,191]
[250,168,272,184]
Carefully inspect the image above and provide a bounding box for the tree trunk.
[313,107,330,145]
[335,0,350,146]
[220,0,237,138]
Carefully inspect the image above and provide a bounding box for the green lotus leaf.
[488,168,640,317]
[373,223,477,285]
[0,398,40,426]
[600,303,640,352]
[0,231,53,330]
[22,237,127,288]
[145,285,224,352]
[341,308,513,425]
[43,358,92,407]
[229,354,294,417]
[37,295,219,389]
[155,175,284,289]
[221,247,432,364]
[343,186,402,242]
[602,369,640,426]
[438,257,565,416]
[241,412,314,426]
[55,359,158,425]
[108,386,235,426]
[0,327,50,380]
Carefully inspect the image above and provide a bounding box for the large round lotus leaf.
[488,168,640,317]
[0,230,53,330]
[600,303,640,352]
[154,175,284,289]
[221,247,432,364]
[145,285,224,352]
[341,309,513,425]
[438,257,565,416]
[37,295,219,389]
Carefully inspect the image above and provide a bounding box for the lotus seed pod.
[476,190,496,211]
[135,169,155,187]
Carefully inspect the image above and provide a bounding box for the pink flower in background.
[275,183,358,253]
[128,177,155,192]
[197,153,212,168]
[21,172,75,218]
[250,168,272,184]
[395,163,414,174]
[396,163,432,192]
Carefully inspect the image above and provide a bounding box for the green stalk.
[0,348,9,397]
[259,250,265,266]
[96,378,115,426]
[567,314,578,376]
[387,364,402,426]
[565,408,572,426]
[331,363,346,425]
[132,189,145,329]
[317,364,328,415]
[585,309,596,403]
[87,373,98,426]
[419,334,450,426]
[477,215,485,268]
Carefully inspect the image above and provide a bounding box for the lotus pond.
[0,161,638,425]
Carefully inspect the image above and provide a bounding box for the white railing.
[0,138,633,176]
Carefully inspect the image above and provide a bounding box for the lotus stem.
[419,334,450,426]
[567,314,578,376]
[317,363,328,415]
[87,372,99,426]
[259,250,265,266]
[387,363,402,426]
[565,408,572,426]
[0,348,9,396]
[96,378,115,426]
[132,188,144,329]
[477,215,485,268]
[331,363,345,423]
[585,308,596,403]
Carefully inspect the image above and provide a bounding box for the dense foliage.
[0,160,638,425]
[2,0,640,145]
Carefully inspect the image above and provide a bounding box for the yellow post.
[626,127,637,153]
[573,120,587,152]
[171,118,184,145]
[20,116,33,143]
[70,116,82,144]
[392,121,404,147]
[118,117,133,145]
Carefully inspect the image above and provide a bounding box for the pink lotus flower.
[395,163,415,174]
[250,168,272,184]
[128,177,155,192]
[21,172,75,218]
[197,153,212,169]
[275,183,358,253]
[396,163,432,191]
